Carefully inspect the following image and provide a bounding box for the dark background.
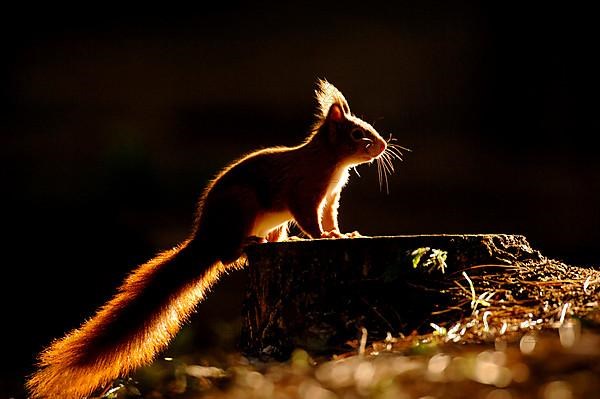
[2,2,597,396]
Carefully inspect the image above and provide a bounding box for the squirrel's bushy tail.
[27,239,229,399]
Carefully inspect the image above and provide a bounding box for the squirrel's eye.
[350,128,365,141]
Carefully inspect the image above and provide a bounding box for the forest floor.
[111,324,600,399]
[109,254,600,399]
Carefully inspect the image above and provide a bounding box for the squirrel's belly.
[252,210,291,237]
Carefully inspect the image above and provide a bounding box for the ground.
[107,243,600,399]
[111,324,600,399]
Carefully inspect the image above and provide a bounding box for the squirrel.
[27,79,405,398]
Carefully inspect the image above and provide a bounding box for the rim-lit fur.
[27,79,401,398]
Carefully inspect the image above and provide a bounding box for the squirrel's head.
[312,79,387,167]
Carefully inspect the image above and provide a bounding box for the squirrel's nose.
[372,138,386,156]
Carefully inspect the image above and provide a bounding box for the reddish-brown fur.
[27,80,388,398]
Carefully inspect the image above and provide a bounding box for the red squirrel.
[27,79,405,398]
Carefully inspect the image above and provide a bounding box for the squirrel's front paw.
[321,230,364,239]
[344,231,363,238]
[321,230,344,239]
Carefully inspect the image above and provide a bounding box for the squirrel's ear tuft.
[315,78,350,119]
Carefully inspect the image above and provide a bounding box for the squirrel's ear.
[328,103,345,123]
[315,78,350,119]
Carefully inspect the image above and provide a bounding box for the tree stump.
[240,234,544,357]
